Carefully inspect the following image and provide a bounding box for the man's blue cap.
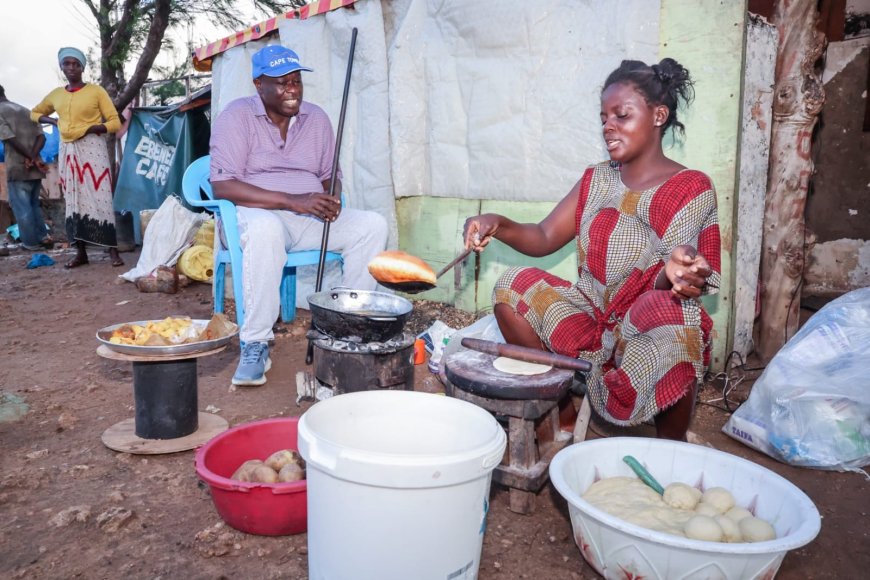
[251,45,313,79]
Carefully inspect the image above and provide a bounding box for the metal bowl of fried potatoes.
[96,316,239,356]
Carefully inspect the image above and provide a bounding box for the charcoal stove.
[308,329,415,394]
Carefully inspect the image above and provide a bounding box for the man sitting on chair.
[209,45,388,386]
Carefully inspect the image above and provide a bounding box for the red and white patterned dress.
[494,162,721,425]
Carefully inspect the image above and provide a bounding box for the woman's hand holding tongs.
[463,214,501,252]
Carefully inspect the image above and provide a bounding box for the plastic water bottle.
[428,337,450,374]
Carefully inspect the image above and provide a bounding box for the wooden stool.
[442,349,575,514]
[97,345,229,454]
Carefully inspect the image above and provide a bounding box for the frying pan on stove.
[307,288,413,343]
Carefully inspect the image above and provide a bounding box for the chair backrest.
[181,155,214,207]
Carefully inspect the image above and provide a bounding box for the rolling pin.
[460,337,592,372]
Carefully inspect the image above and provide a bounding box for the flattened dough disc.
[443,350,572,400]
[492,356,552,375]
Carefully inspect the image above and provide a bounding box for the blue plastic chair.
[181,155,343,326]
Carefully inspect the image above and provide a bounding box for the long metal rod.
[306,27,358,365]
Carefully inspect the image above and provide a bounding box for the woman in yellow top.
[32,47,124,268]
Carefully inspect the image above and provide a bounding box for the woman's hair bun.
[654,58,691,90]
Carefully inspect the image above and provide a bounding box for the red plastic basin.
[195,417,307,536]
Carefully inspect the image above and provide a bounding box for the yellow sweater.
[31,84,121,143]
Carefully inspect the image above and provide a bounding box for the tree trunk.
[110,0,172,113]
[756,0,826,361]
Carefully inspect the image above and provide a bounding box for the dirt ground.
[0,246,866,579]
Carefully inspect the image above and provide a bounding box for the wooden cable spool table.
[97,344,229,454]
[441,349,577,514]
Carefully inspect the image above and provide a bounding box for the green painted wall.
[395,0,747,371]
[396,197,576,312]
[658,0,746,370]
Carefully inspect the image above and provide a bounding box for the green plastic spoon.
[623,455,664,495]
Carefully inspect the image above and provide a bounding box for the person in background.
[463,58,721,441]
[0,84,51,251]
[209,45,388,386]
[31,47,124,268]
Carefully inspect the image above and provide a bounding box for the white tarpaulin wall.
[211,0,397,246]
[210,0,660,212]
[278,0,396,233]
[385,0,659,201]
[211,1,395,303]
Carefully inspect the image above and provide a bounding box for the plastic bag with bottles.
[724,287,870,476]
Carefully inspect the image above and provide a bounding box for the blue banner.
[113,106,209,241]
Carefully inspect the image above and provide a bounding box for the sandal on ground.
[64,255,89,269]
[111,257,125,267]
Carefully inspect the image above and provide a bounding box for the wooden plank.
[818,0,846,41]
[101,412,228,455]
[733,15,777,357]
[508,416,537,469]
[536,405,560,451]
[573,396,592,444]
[865,55,870,132]
[509,489,535,514]
[494,430,571,491]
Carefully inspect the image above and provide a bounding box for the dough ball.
[663,483,702,510]
[715,515,743,543]
[739,516,776,542]
[724,506,754,522]
[684,515,724,542]
[694,503,721,517]
[700,487,736,514]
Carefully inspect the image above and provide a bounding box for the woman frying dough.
[463,58,720,441]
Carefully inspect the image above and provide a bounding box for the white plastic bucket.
[297,390,507,580]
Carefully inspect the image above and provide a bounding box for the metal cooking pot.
[307,288,413,342]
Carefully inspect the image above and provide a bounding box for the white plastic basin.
[549,437,821,580]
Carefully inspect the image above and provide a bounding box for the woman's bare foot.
[109,248,124,267]
[64,253,89,269]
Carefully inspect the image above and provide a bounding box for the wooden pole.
[756,0,826,361]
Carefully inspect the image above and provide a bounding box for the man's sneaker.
[232,342,272,386]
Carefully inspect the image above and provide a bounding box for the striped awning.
[192,0,360,71]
